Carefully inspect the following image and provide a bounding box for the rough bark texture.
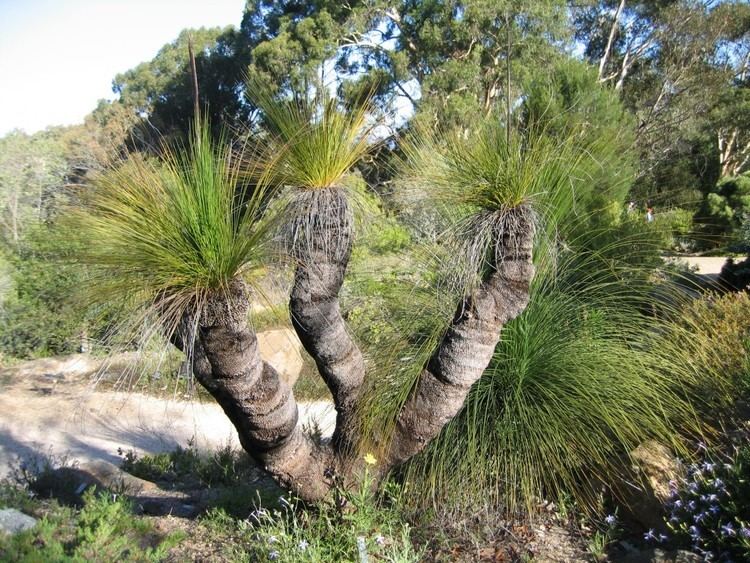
[387,207,535,467]
[288,187,365,452]
[176,280,336,501]
[171,204,535,502]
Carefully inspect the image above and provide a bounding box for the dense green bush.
[696,174,750,248]
[0,225,89,358]
[0,487,183,561]
[354,224,750,520]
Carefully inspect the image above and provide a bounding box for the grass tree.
[73,105,586,502]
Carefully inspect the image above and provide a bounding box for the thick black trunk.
[288,187,364,453]
[175,280,335,501]
[388,207,535,466]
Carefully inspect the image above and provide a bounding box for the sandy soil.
[0,362,335,478]
[665,255,730,275]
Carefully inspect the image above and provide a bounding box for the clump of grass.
[197,455,423,562]
[249,85,375,192]
[400,121,597,292]
[402,122,586,214]
[354,219,747,519]
[69,118,274,342]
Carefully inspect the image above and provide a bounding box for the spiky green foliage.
[70,120,273,337]
[248,84,376,191]
[353,221,740,518]
[401,122,590,219]
[399,246,710,517]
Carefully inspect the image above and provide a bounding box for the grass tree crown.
[247,83,376,192]
[71,119,273,338]
[401,120,594,284]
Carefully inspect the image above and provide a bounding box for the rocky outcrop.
[257,328,304,386]
[0,509,37,536]
[622,441,684,531]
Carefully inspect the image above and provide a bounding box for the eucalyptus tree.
[573,0,750,202]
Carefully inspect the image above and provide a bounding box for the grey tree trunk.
[388,207,535,466]
[176,205,535,502]
[176,279,336,501]
[288,187,365,453]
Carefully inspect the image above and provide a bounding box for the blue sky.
[0,0,246,136]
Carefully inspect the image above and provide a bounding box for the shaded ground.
[0,358,335,478]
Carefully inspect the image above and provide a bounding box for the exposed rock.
[76,460,159,494]
[0,508,37,535]
[34,460,198,516]
[622,441,684,531]
[1,354,103,381]
[527,524,589,562]
[257,328,303,386]
[631,441,683,502]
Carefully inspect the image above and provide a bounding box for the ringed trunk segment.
[387,206,536,467]
[177,279,335,501]
[288,187,365,453]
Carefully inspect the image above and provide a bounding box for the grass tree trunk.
[176,279,335,501]
[176,206,534,502]
[387,207,535,466]
[288,187,365,453]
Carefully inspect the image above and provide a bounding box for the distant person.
[646,207,654,223]
[627,201,636,214]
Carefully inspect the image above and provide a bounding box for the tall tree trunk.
[174,204,535,501]
[288,187,365,453]
[388,206,535,466]
[176,279,336,501]
[598,0,626,82]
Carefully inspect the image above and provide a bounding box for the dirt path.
[0,360,335,478]
[666,255,730,275]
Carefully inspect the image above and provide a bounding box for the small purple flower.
[687,500,698,511]
[688,525,701,538]
[694,511,708,523]
[374,534,386,547]
[644,529,658,542]
[298,539,309,551]
[702,461,716,473]
[267,536,278,544]
[707,493,718,503]
[604,514,617,527]
[658,533,669,543]
[268,551,280,561]
[721,522,736,537]
[713,478,725,489]
[740,526,750,538]
[673,499,683,509]
[709,505,721,515]
[688,482,700,494]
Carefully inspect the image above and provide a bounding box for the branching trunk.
[175,203,535,502]
[387,207,535,466]
[176,280,336,501]
[288,187,365,453]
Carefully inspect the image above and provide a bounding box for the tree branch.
[387,207,535,466]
